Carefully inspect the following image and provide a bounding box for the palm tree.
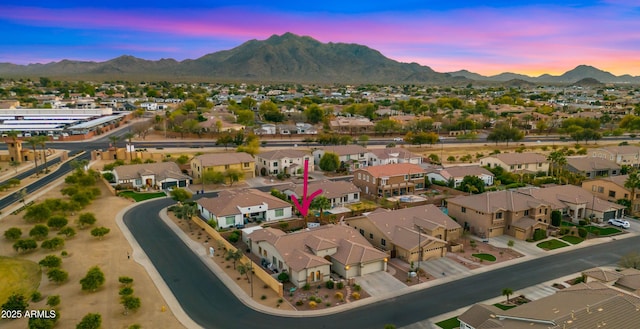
[37,136,49,173]
[310,196,331,222]
[502,288,513,304]
[25,137,40,176]
[109,135,120,150]
[547,150,566,180]
[625,170,640,206]
[123,132,135,161]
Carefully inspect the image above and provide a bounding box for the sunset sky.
[1,1,639,76]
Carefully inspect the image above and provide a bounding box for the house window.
[354,193,359,200]
[278,260,283,269]
[243,162,250,168]
[225,216,235,226]
[369,233,373,239]
[496,212,503,219]
[358,173,361,179]
[609,191,616,198]
[598,186,604,193]
[381,238,386,246]
[359,229,364,236]
[524,210,529,216]
[404,175,409,181]
[225,165,230,170]
[461,207,466,213]
[273,162,278,167]
[275,209,284,217]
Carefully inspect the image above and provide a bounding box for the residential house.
[280,180,360,209]
[346,205,461,263]
[329,117,374,133]
[446,190,551,240]
[246,225,388,287]
[255,149,313,177]
[353,163,426,198]
[112,162,191,190]
[583,266,640,295]
[367,147,422,166]
[196,189,292,229]
[517,185,625,223]
[295,122,317,134]
[590,145,640,168]
[565,156,621,178]
[479,152,549,174]
[254,124,277,135]
[582,175,640,216]
[190,152,255,182]
[427,165,495,188]
[312,145,370,171]
[458,281,640,329]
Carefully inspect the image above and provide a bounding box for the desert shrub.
[303,283,310,291]
[228,232,240,243]
[578,228,588,238]
[277,272,289,283]
[308,301,317,309]
[351,292,361,300]
[353,284,361,292]
[336,281,344,289]
[325,280,334,289]
[335,292,344,301]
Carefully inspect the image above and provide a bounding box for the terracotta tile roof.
[317,145,369,156]
[257,149,310,160]
[441,165,494,179]
[566,156,621,172]
[196,189,291,217]
[616,268,640,291]
[518,186,625,213]
[282,180,360,200]
[458,304,501,328]
[447,190,545,213]
[359,163,426,178]
[113,162,190,181]
[593,145,640,155]
[582,267,623,282]
[193,152,254,167]
[489,152,547,165]
[369,147,420,160]
[587,174,629,188]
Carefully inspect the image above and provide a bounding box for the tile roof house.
[479,152,549,174]
[190,152,255,183]
[280,180,360,209]
[312,145,371,171]
[582,174,640,216]
[353,163,426,198]
[247,224,388,287]
[329,117,374,133]
[255,149,313,177]
[427,165,495,188]
[590,145,640,168]
[367,147,422,166]
[517,185,625,223]
[196,189,292,229]
[565,156,621,178]
[458,281,640,329]
[446,190,551,240]
[346,204,461,263]
[112,162,191,190]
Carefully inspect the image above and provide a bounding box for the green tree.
[9,160,20,173]
[459,176,485,194]
[358,135,369,147]
[47,268,69,284]
[28,312,59,329]
[1,293,29,312]
[41,237,65,250]
[502,288,513,304]
[170,188,192,203]
[80,266,106,292]
[47,216,68,230]
[619,251,640,269]
[24,203,52,223]
[58,226,76,239]
[4,227,22,240]
[237,262,253,283]
[121,295,141,315]
[224,168,244,186]
[77,213,97,229]
[76,313,101,329]
[319,152,340,172]
[215,133,234,150]
[202,170,225,185]
[36,135,49,173]
[304,104,325,124]
[29,224,49,240]
[624,170,640,204]
[13,238,38,253]
[225,249,243,270]
[90,227,111,240]
[39,255,62,268]
[374,119,400,136]
[46,295,61,308]
[119,287,134,296]
[310,196,331,220]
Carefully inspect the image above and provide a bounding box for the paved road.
[124,198,640,329]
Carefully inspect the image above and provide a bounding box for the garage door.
[603,211,615,221]
[360,261,385,276]
[162,181,177,189]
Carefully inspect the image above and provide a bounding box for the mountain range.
[0,33,638,85]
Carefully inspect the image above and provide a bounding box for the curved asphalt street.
[124,198,640,329]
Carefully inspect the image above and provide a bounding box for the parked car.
[608,218,630,228]
[393,137,404,142]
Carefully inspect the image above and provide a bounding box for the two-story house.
[346,204,461,263]
[196,189,292,229]
[255,149,313,177]
[446,190,551,240]
[590,145,640,168]
[565,156,621,179]
[190,152,255,182]
[353,163,426,198]
[367,147,422,166]
[312,145,370,171]
[479,152,549,174]
[246,225,388,287]
[582,174,640,216]
[280,180,360,208]
[427,165,495,188]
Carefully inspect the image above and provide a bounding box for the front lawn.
[0,256,41,305]
[118,190,166,202]
[472,253,497,262]
[435,316,460,329]
[560,236,584,244]
[536,239,570,250]
[560,221,622,236]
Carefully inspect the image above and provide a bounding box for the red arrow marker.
[291,159,322,217]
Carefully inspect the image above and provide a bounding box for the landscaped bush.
[551,211,562,227]
[228,232,240,243]
[533,229,546,241]
[578,220,587,226]
[325,280,334,289]
[335,292,344,301]
[351,292,361,300]
[277,272,289,283]
[336,281,344,289]
[303,283,311,291]
[578,228,588,238]
[308,301,317,309]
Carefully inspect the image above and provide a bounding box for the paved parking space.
[354,271,407,297]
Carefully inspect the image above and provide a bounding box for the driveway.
[487,235,547,258]
[354,271,407,297]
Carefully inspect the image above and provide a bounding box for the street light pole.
[416,223,421,283]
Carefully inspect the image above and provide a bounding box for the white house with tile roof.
[255,149,313,177]
[427,165,495,187]
[479,152,549,174]
[112,162,191,189]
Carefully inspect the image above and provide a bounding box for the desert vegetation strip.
[118,191,166,202]
[0,256,41,304]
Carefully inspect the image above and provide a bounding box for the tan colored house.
[479,152,549,174]
[312,145,370,171]
[565,156,621,178]
[582,175,640,216]
[112,162,191,190]
[367,147,422,166]
[446,190,551,240]
[255,149,313,177]
[329,117,374,133]
[590,145,640,168]
[190,152,255,183]
[246,225,388,287]
[583,266,640,298]
[353,163,426,198]
[458,281,640,329]
[346,204,461,263]
[518,185,625,223]
[427,165,495,188]
[280,180,360,208]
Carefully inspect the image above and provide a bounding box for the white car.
[608,218,630,228]
[393,137,404,142]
